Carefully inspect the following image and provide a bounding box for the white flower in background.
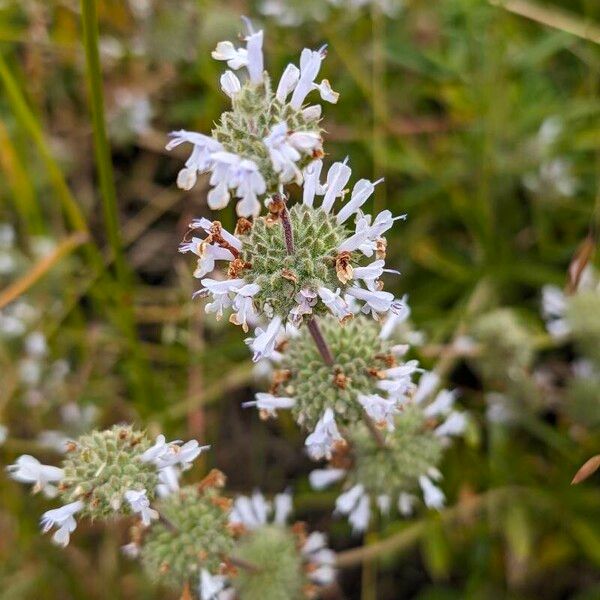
[124,489,159,526]
[199,569,231,600]
[242,392,296,418]
[230,489,293,530]
[40,500,84,547]
[7,455,64,496]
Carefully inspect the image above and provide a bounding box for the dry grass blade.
[567,235,596,294]
[571,455,600,485]
[0,231,89,310]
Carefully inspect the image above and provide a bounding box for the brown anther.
[221,558,238,576]
[159,562,170,575]
[367,367,385,379]
[227,522,247,538]
[376,237,387,259]
[375,279,384,291]
[209,220,240,258]
[312,147,325,159]
[229,313,249,333]
[58,482,69,492]
[333,370,349,389]
[275,339,289,353]
[340,313,354,325]
[268,196,286,215]
[197,468,227,491]
[65,441,78,453]
[335,251,354,284]
[375,353,396,368]
[118,429,128,440]
[272,369,292,385]
[332,438,348,455]
[130,524,144,545]
[259,409,274,421]
[227,258,251,279]
[329,445,354,470]
[210,496,233,512]
[281,268,298,284]
[234,217,253,236]
[291,521,308,547]
[304,583,319,599]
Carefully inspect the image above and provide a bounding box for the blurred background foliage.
[0,0,599,598]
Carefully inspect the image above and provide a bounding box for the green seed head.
[277,316,397,430]
[59,425,158,520]
[233,525,306,600]
[566,292,600,365]
[141,482,234,588]
[470,308,534,384]
[239,205,350,320]
[212,77,321,194]
[347,404,443,499]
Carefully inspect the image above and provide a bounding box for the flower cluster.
[6,425,208,546]
[216,490,336,600]
[244,313,418,456]
[309,371,467,532]
[182,163,406,357]
[168,20,339,217]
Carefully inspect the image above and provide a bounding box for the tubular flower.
[308,372,468,532]
[7,425,208,546]
[167,20,338,217]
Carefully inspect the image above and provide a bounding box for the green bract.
[141,484,234,588]
[239,204,350,319]
[349,404,443,498]
[233,525,305,600]
[280,316,393,429]
[60,425,158,519]
[213,78,321,194]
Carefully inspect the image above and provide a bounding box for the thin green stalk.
[0,52,95,245]
[80,0,129,286]
[79,0,150,403]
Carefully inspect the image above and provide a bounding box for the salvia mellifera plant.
[6,18,469,600]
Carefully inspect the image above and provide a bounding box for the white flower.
[413,371,439,404]
[220,70,241,98]
[263,122,321,184]
[179,238,236,279]
[290,47,327,109]
[541,285,570,338]
[423,389,456,418]
[246,316,283,362]
[273,491,293,524]
[242,392,296,417]
[357,393,398,430]
[435,411,467,437]
[335,483,365,514]
[379,296,411,340]
[321,159,352,213]
[230,283,260,332]
[336,178,382,224]
[40,500,84,547]
[352,259,398,287]
[212,25,264,85]
[303,532,337,585]
[230,490,272,529]
[166,130,223,191]
[276,63,300,103]
[305,408,343,460]
[418,475,445,510]
[347,286,403,319]
[124,489,159,526]
[290,287,318,325]
[309,468,346,490]
[25,331,47,357]
[335,484,371,533]
[141,435,209,471]
[397,493,416,516]
[318,287,352,321]
[302,160,324,207]
[199,569,229,600]
[7,455,64,496]
[156,466,180,498]
[312,78,339,104]
[121,542,140,558]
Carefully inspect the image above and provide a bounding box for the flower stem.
[157,510,179,533]
[307,317,335,367]
[362,412,386,449]
[278,196,295,254]
[227,555,263,573]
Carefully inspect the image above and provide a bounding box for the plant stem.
[227,555,262,573]
[157,511,179,533]
[362,412,386,449]
[278,196,295,254]
[307,317,335,366]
